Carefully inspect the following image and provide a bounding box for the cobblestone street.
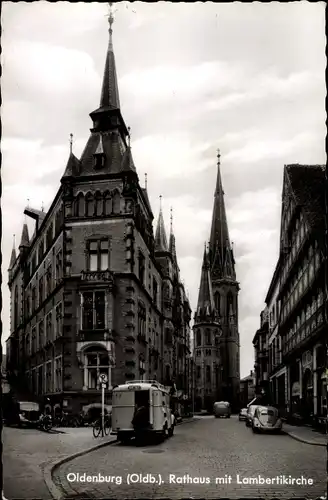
[54,416,326,499]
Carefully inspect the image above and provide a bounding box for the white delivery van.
[111,380,175,443]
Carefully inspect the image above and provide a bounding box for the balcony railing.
[282,304,325,356]
[81,270,114,282]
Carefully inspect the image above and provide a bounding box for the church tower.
[194,150,240,411]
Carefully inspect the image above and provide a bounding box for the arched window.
[83,346,112,390]
[227,292,233,317]
[75,193,85,217]
[205,328,211,345]
[214,292,220,314]
[95,192,103,217]
[104,192,112,216]
[85,193,94,217]
[113,191,121,214]
[14,286,18,329]
[196,329,201,346]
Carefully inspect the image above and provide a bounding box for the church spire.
[195,244,216,321]
[169,207,177,262]
[9,235,16,269]
[155,196,168,252]
[19,223,30,250]
[99,3,120,110]
[209,149,235,280]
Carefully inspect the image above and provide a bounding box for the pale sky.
[1,2,326,378]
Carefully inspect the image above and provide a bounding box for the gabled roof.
[121,146,136,173]
[286,164,325,240]
[61,152,81,179]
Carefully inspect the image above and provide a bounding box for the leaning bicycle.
[92,414,111,438]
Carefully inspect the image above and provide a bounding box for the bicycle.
[92,414,111,438]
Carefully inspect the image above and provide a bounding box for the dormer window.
[93,135,105,169]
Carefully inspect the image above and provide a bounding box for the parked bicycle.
[53,412,81,428]
[38,413,52,432]
[92,414,111,438]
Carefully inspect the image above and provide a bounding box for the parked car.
[245,405,260,427]
[4,399,41,428]
[252,406,283,433]
[213,401,231,418]
[239,408,248,421]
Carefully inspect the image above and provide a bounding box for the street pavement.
[2,425,115,500]
[54,415,326,499]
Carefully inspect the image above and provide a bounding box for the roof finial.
[127,126,131,147]
[41,201,44,212]
[107,2,116,49]
[170,207,173,233]
[27,198,30,209]
[13,234,16,248]
[145,173,148,190]
[159,195,162,210]
[69,133,73,154]
[217,148,221,164]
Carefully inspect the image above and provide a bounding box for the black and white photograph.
[1,1,327,499]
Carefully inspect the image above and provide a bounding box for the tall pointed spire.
[169,207,177,262]
[209,149,235,280]
[99,2,120,110]
[155,196,168,252]
[9,235,17,269]
[19,223,30,250]
[196,244,216,320]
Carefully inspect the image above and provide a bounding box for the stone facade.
[6,22,191,415]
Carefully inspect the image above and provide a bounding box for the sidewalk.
[283,423,327,446]
[3,426,116,500]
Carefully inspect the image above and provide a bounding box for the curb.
[45,418,198,499]
[44,437,117,500]
[285,431,326,447]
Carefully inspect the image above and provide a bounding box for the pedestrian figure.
[132,403,149,445]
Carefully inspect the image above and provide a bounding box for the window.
[112,191,120,214]
[32,368,37,394]
[95,192,103,216]
[196,350,201,357]
[153,278,158,306]
[138,252,145,285]
[38,240,44,264]
[39,276,44,306]
[45,361,52,393]
[37,365,44,394]
[104,192,112,215]
[197,366,201,378]
[138,303,146,337]
[205,329,211,345]
[139,357,145,380]
[46,223,53,250]
[25,332,30,356]
[87,240,109,272]
[82,291,106,330]
[46,265,52,296]
[84,347,112,390]
[14,286,19,329]
[46,312,53,343]
[214,292,220,314]
[55,250,62,283]
[227,292,233,317]
[164,328,172,344]
[32,327,37,354]
[55,207,63,236]
[38,320,44,349]
[55,302,63,338]
[206,365,211,382]
[32,287,36,313]
[26,294,31,318]
[54,357,62,392]
[196,329,201,346]
[85,193,94,217]
[76,193,85,217]
[94,154,105,169]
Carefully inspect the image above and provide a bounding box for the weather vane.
[217,148,221,161]
[106,2,118,30]
[69,133,73,154]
